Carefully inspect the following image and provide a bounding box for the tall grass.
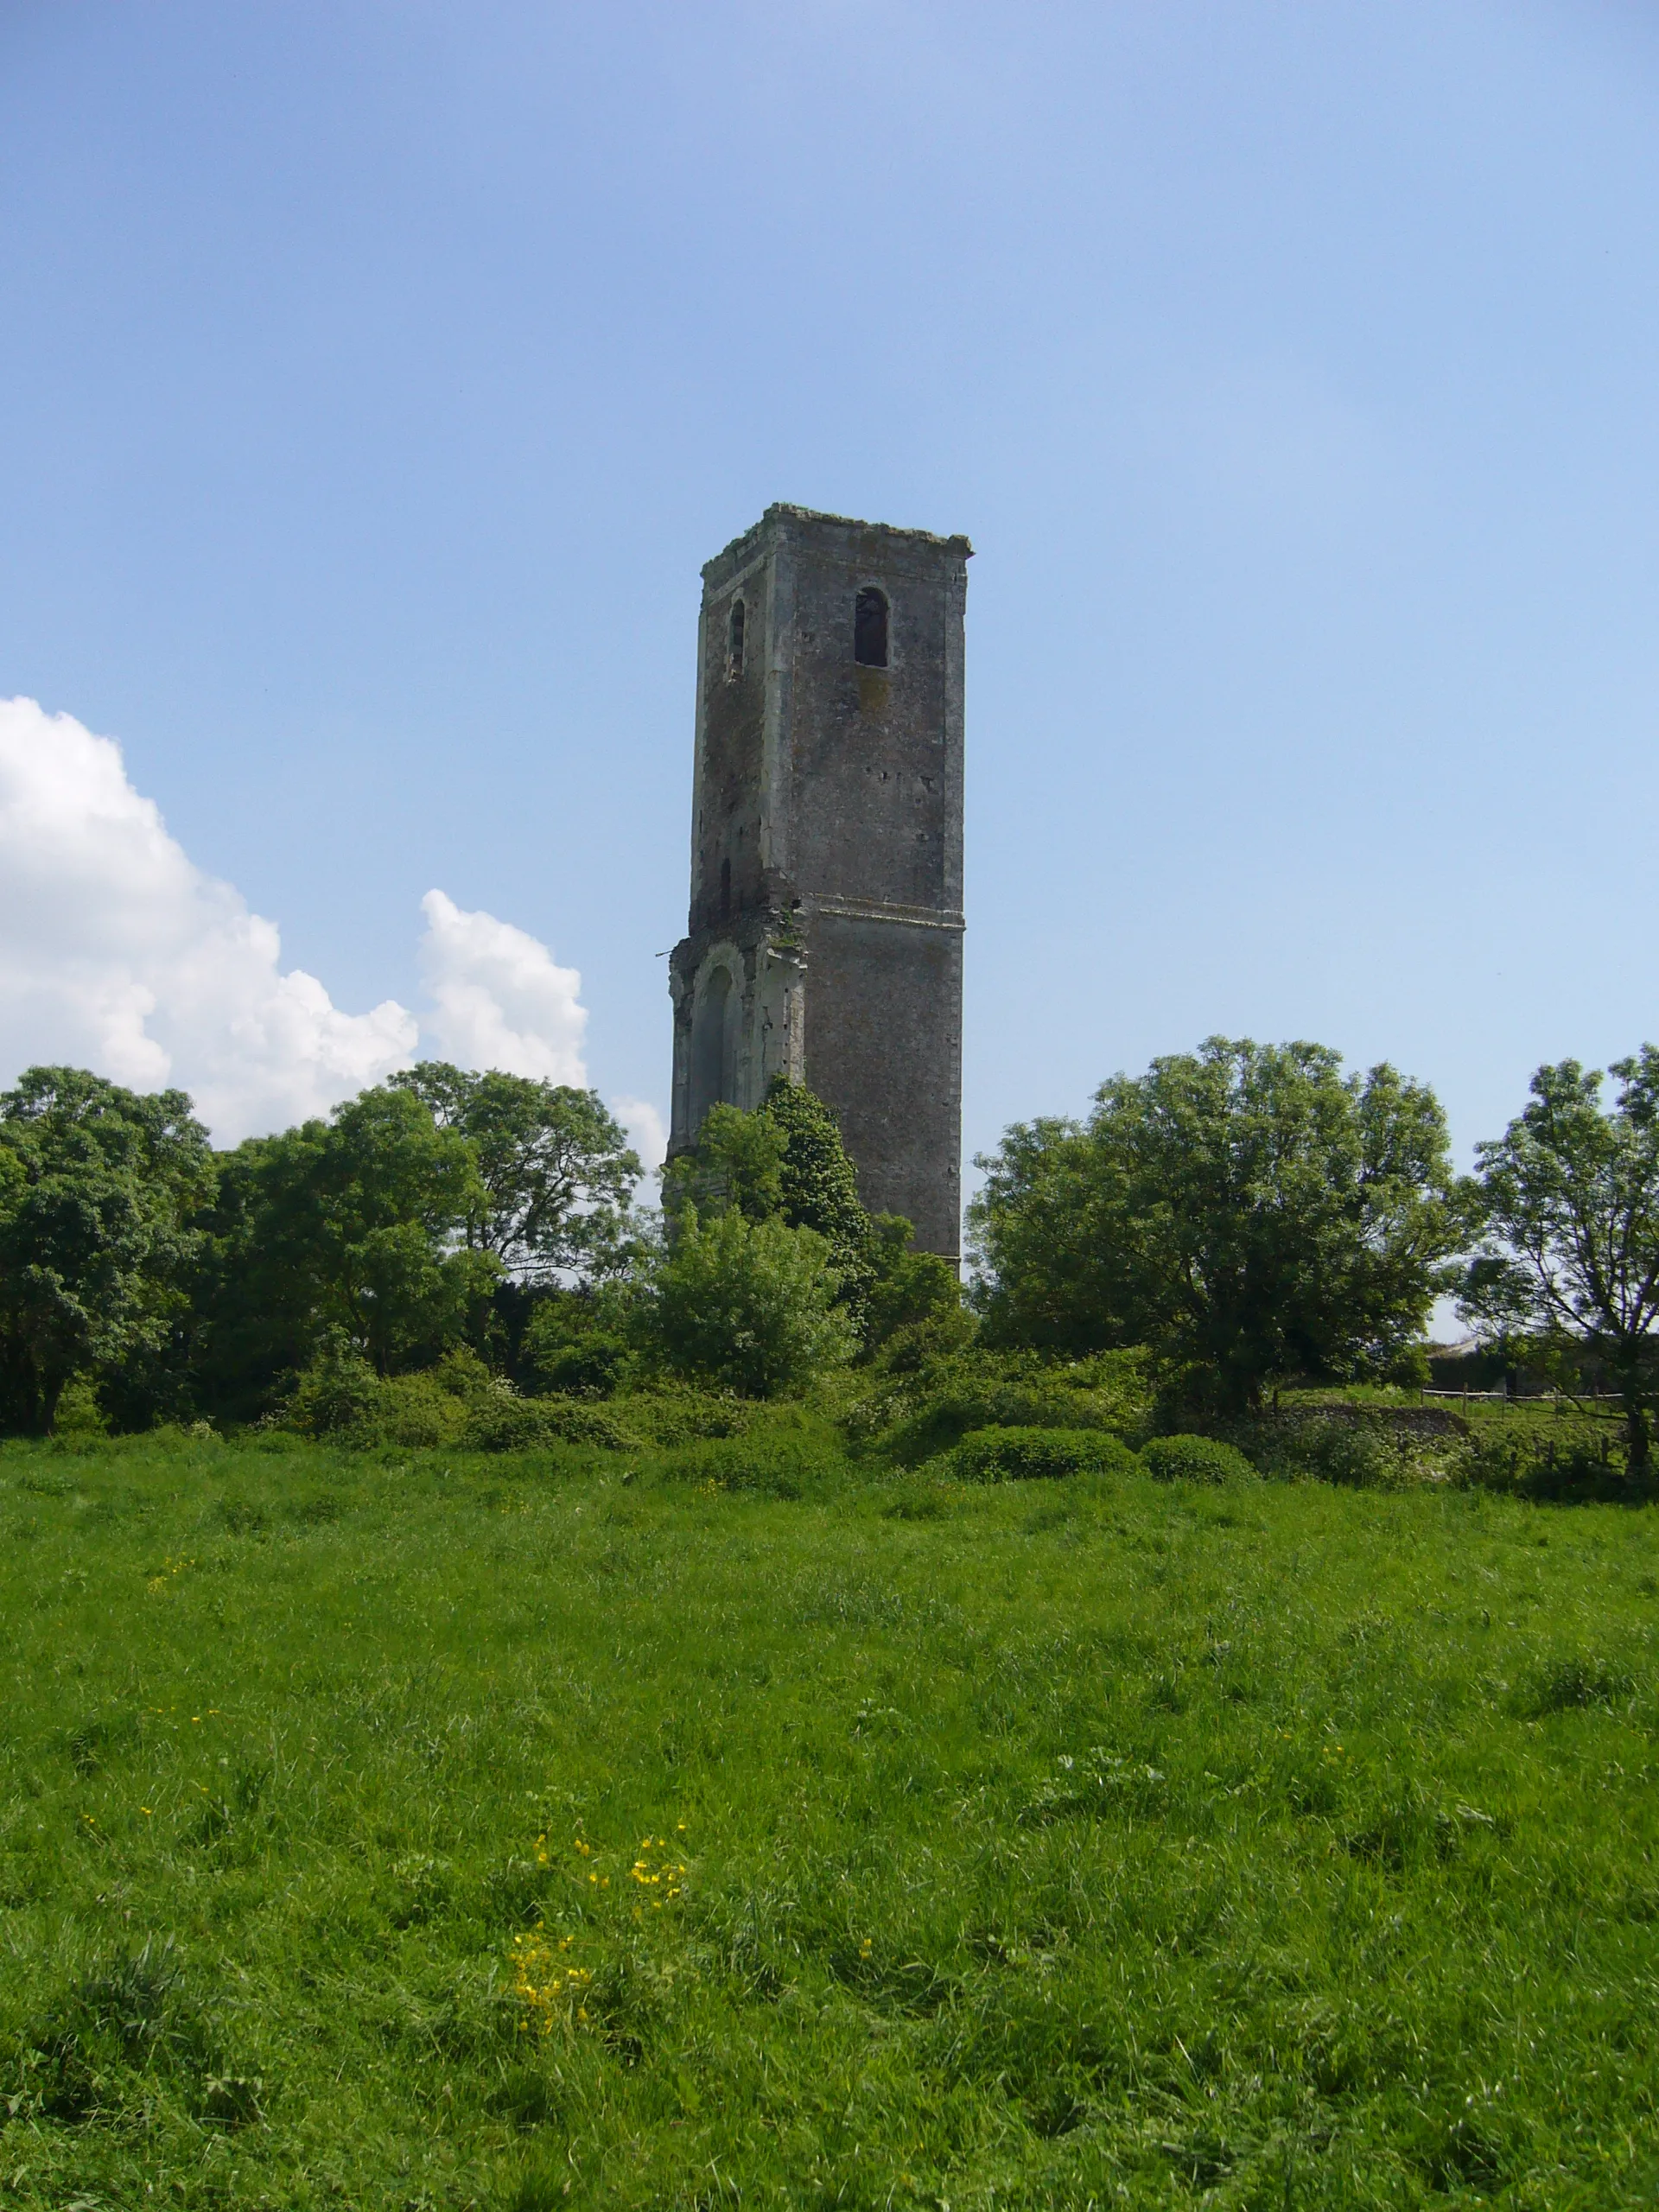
[1,1429,1656,2207]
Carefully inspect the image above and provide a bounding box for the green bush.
[658,1409,849,1497]
[641,1207,856,1397]
[286,1338,380,1438]
[1140,1433,1256,1484]
[1236,1413,1419,1490]
[1453,1422,1640,1502]
[858,1347,1153,1465]
[458,1392,641,1453]
[613,1383,754,1446]
[950,1426,1142,1482]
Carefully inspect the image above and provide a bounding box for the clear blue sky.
[3,0,1658,1182]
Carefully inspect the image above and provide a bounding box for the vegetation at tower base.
[636,1205,857,1397]
[969,1038,1467,1419]
[661,1079,966,1366]
[1461,1049,1659,1476]
[8,1041,1659,1492]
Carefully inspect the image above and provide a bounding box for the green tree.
[196,1085,495,1411]
[860,1212,974,1363]
[0,1068,214,1434]
[391,1064,641,1280]
[660,1103,785,1225]
[760,1077,872,1285]
[1462,1050,1659,1472]
[660,1081,962,1352]
[969,1038,1461,1415]
[639,1205,856,1396]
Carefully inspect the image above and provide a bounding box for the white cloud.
[417,887,588,1084]
[0,696,671,1151]
[0,696,416,1141]
[609,1095,669,1179]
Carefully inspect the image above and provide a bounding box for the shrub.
[1140,1433,1255,1484]
[1451,1422,1640,1501]
[950,1426,1142,1482]
[520,1294,633,1399]
[641,1208,856,1397]
[659,1418,849,1498]
[858,1347,1153,1466]
[458,1393,641,1453]
[287,1338,380,1439]
[1237,1414,1418,1490]
[613,1384,754,1447]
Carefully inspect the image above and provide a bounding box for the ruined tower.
[667,505,969,1259]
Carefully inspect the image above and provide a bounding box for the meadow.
[1,1427,1656,2209]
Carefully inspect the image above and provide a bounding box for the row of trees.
[0,1063,959,1433]
[3,1039,1659,1461]
[970,1038,1659,1469]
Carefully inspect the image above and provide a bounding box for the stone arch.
[688,951,742,1135]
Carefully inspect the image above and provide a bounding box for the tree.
[639,1205,856,1396]
[660,1103,785,1225]
[759,1077,871,1287]
[195,1084,496,1410]
[0,1068,214,1434]
[659,1081,963,1353]
[1462,1050,1659,1471]
[969,1038,1461,1415]
[391,1064,640,1281]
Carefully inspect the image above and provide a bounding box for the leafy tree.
[639,1205,856,1396]
[1462,1050,1659,1471]
[520,1285,634,1398]
[391,1064,640,1281]
[759,1078,872,1284]
[660,1081,963,1353]
[969,1038,1461,1415]
[861,1213,974,1363]
[0,1068,214,1434]
[660,1103,785,1224]
[194,1085,495,1411]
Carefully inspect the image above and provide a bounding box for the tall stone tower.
[667,504,969,1259]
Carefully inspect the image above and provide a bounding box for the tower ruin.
[667,504,969,1259]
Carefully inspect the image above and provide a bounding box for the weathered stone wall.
[671,505,969,1261]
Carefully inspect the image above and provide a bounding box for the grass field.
[2,1430,1656,2209]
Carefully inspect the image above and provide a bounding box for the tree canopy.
[1462,1049,1659,1469]
[0,1067,214,1434]
[969,1038,1461,1414]
[194,1084,496,1410]
[390,1063,640,1280]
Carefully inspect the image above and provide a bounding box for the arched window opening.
[719,856,732,918]
[855,587,888,669]
[689,963,741,1134]
[727,597,746,679]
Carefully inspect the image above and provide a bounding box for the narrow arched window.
[727,597,746,679]
[855,587,888,668]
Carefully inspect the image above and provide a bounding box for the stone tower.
[667,504,969,1259]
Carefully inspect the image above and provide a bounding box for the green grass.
[2,1433,1657,2209]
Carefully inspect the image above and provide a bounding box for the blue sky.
[3,0,1658,1182]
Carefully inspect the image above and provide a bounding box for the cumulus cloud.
[0,696,665,1150]
[609,1095,669,1179]
[0,696,416,1140]
[417,888,587,1084]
